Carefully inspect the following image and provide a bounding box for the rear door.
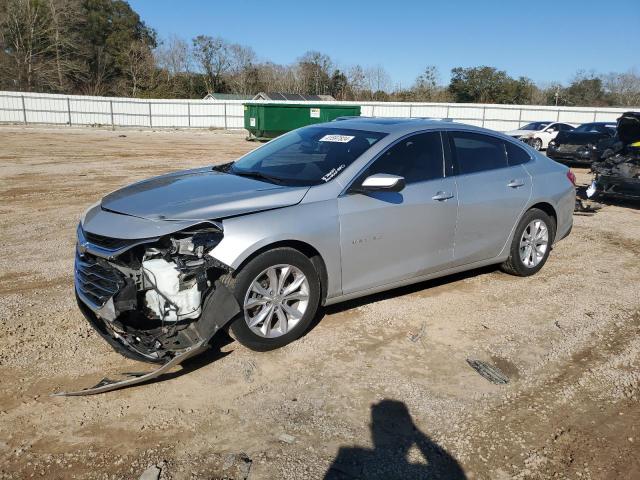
[446,131,532,266]
[338,131,458,294]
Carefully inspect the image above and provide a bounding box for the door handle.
[507,179,525,188]
[432,191,454,201]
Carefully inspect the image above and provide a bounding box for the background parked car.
[504,122,575,151]
[547,122,617,165]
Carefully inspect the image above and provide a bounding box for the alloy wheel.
[519,220,549,268]
[243,264,310,338]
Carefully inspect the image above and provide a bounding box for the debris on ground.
[407,322,427,342]
[466,359,510,384]
[52,340,208,396]
[138,465,161,480]
[574,199,603,214]
[222,453,252,479]
[278,433,296,444]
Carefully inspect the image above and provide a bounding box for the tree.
[448,66,535,104]
[329,69,348,100]
[0,0,57,91]
[346,64,366,99]
[46,0,86,92]
[155,35,191,78]
[118,39,155,96]
[297,51,333,95]
[560,71,610,106]
[365,65,391,97]
[153,35,199,98]
[412,66,439,101]
[228,43,258,94]
[603,69,640,107]
[192,35,230,93]
[78,0,156,95]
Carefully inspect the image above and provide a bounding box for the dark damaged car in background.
[68,118,575,395]
[547,121,617,164]
[587,112,640,200]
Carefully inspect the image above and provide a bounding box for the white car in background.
[505,122,576,151]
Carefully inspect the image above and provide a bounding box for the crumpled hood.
[554,130,610,146]
[101,167,309,221]
[505,129,534,137]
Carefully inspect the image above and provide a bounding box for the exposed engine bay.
[74,222,240,365]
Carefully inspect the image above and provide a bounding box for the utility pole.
[554,85,560,106]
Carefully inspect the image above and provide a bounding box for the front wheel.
[501,208,555,277]
[531,138,543,151]
[225,247,321,351]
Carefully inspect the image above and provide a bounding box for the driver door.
[337,131,458,295]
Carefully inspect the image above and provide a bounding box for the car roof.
[320,117,484,135]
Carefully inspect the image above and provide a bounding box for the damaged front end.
[589,112,640,200]
[74,221,240,365]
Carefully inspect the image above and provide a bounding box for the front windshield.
[230,126,387,186]
[575,123,616,134]
[520,122,550,131]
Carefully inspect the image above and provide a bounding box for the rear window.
[505,141,531,166]
[450,131,508,174]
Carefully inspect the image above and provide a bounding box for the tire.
[531,138,543,151]
[500,208,556,277]
[224,247,321,351]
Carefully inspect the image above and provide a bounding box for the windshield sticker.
[319,134,354,143]
[322,164,346,182]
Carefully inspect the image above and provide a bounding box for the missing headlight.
[170,231,222,258]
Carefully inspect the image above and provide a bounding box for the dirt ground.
[0,126,638,480]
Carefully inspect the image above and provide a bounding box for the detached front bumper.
[74,247,241,364]
[76,292,166,363]
[594,174,640,200]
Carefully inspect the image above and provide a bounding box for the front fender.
[209,200,342,299]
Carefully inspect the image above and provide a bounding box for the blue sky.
[129,0,638,87]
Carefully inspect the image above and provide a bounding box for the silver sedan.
[76,118,575,362]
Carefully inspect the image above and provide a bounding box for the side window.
[363,131,444,184]
[558,124,572,131]
[449,131,508,174]
[505,141,531,166]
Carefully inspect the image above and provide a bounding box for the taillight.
[566,170,576,186]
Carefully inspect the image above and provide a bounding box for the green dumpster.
[244,103,361,140]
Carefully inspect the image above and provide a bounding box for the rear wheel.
[226,248,321,351]
[501,208,555,277]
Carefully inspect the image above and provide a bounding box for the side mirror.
[358,173,406,193]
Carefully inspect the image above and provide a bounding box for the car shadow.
[311,264,499,329]
[160,331,235,379]
[324,399,466,479]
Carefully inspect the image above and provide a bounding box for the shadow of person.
[324,400,466,480]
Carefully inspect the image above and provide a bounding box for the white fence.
[0,90,633,132]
